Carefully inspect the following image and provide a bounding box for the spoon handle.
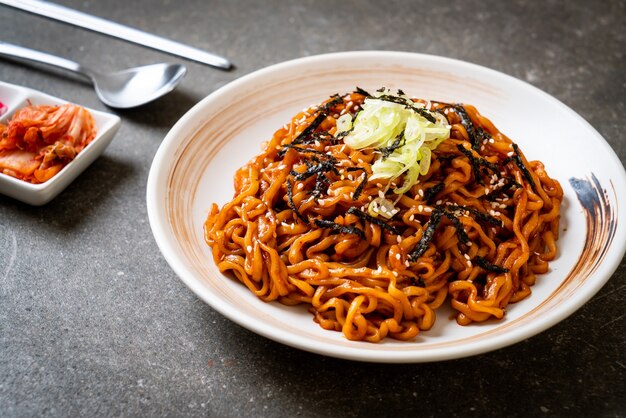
[1,0,231,70]
[0,41,88,76]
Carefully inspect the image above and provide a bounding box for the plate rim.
[147,50,626,363]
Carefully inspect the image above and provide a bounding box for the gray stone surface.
[0,0,624,416]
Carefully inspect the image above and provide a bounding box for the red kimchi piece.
[0,104,96,183]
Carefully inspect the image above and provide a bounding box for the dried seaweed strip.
[377,94,437,123]
[286,179,308,223]
[423,182,445,202]
[508,143,536,189]
[355,87,371,97]
[290,158,338,181]
[379,135,405,159]
[457,145,484,184]
[321,94,344,111]
[473,256,509,273]
[454,104,491,151]
[291,112,327,146]
[311,173,331,200]
[346,207,400,235]
[443,211,470,244]
[409,208,443,261]
[446,204,503,227]
[457,145,499,184]
[352,172,368,200]
[314,219,365,239]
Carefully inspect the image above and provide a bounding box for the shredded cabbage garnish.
[342,92,450,195]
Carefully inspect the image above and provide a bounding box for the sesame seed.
[466,260,472,267]
[246,245,253,252]
[467,242,473,247]
[333,114,339,118]
[378,191,385,198]
[418,205,424,212]
[358,158,364,164]
[297,183,304,190]
[488,138,495,144]
[348,174,354,181]
[405,261,410,267]
[424,207,432,213]
[418,189,424,197]
[436,200,442,205]
[397,236,402,243]
[393,271,399,277]
[395,254,401,260]
[376,183,383,188]
[314,140,321,147]
[507,151,514,157]
[464,254,470,260]
[409,214,415,221]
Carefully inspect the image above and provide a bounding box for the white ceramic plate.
[147,51,626,363]
[0,81,121,205]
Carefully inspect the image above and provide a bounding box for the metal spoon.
[0,41,186,108]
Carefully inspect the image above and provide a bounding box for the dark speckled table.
[1,1,624,416]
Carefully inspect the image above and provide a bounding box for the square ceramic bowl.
[0,81,121,205]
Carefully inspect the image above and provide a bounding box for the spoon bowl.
[91,63,187,108]
[0,42,187,108]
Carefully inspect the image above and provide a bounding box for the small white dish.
[0,81,121,205]
[147,51,626,363]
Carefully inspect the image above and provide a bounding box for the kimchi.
[0,103,97,184]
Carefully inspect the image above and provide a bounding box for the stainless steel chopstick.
[0,0,232,70]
